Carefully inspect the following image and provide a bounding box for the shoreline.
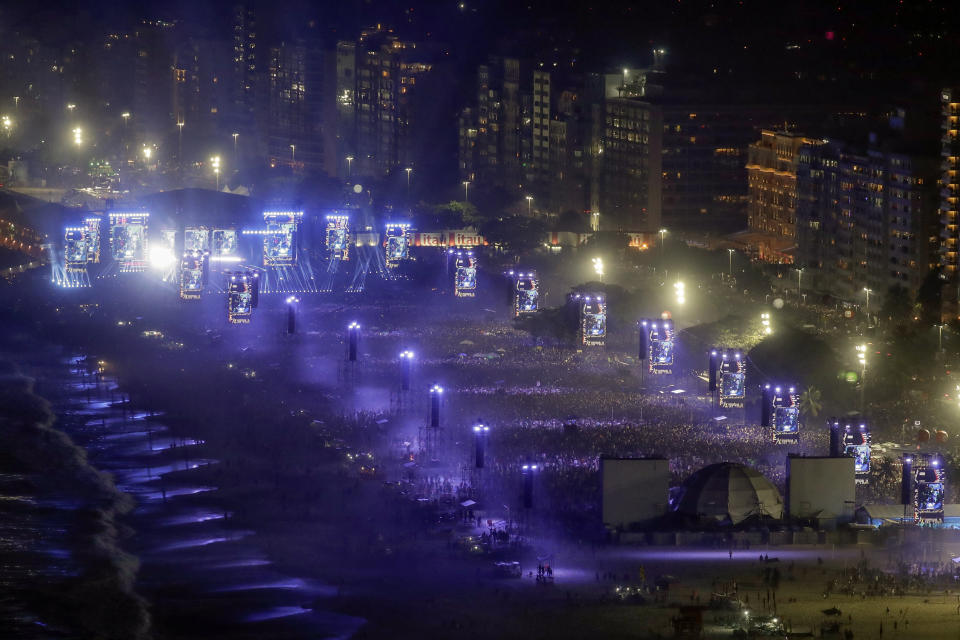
[0,355,151,639]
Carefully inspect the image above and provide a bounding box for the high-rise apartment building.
[133,19,177,136]
[939,88,960,317]
[267,42,325,172]
[797,135,938,304]
[601,97,662,231]
[746,130,818,240]
[230,3,260,134]
[335,26,438,178]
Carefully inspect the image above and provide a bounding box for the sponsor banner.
[413,231,486,247]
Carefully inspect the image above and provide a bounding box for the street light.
[659,228,668,262]
[863,287,872,313]
[13,96,19,110]
[937,323,945,352]
[345,155,353,177]
[463,180,470,203]
[727,248,735,276]
[796,267,804,297]
[66,103,76,113]
[232,132,239,155]
[290,144,296,164]
[592,257,604,282]
[405,167,412,193]
[526,195,533,216]
[142,145,152,161]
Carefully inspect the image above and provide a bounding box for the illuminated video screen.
[211,229,238,258]
[774,406,799,433]
[184,227,209,253]
[917,482,944,513]
[227,272,254,323]
[109,212,149,270]
[64,227,89,271]
[516,280,539,315]
[843,424,871,482]
[914,460,945,519]
[385,223,411,267]
[325,214,350,261]
[581,297,606,346]
[846,444,870,475]
[647,320,674,374]
[179,253,203,300]
[263,211,301,267]
[84,217,101,264]
[720,372,745,400]
[455,254,477,298]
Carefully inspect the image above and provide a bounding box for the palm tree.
[799,386,822,421]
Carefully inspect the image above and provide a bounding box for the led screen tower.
[765,385,800,444]
[179,252,204,300]
[454,251,477,298]
[84,217,101,264]
[513,271,539,316]
[64,227,90,271]
[325,214,351,261]
[718,350,745,408]
[914,454,945,521]
[842,423,871,484]
[109,211,149,271]
[227,271,255,323]
[263,210,302,266]
[639,319,674,374]
[570,293,606,347]
[384,222,411,268]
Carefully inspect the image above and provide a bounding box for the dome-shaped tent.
[675,462,783,525]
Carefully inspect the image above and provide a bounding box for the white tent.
[675,462,783,524]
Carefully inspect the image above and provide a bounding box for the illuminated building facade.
[336,26,438,177]
[797,135,938,304]
[601,97,662,232]
[267,41,324,172]
[939,88,960,317]
[747,130,817,241]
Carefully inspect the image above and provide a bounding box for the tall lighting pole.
[399,350,414,391]
[346,155,353,177]
[232,132,239,160]
[177,120,184,166]
[526,195,533,216]
[659,228,667,263]
[463,180,470,203]
[856,344,867,411]
[210,156,221,191]
[727,248,734,277]
[473,421,489,469]
[405,167,412,195]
